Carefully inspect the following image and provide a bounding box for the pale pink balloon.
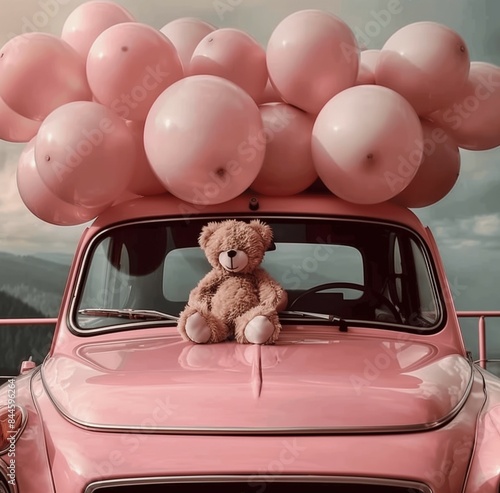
[251,103,317,196]
[35,101,136,208]
[61,0,135,60]
[87,22,183,122]
[356,50,380,86]
[160,17,216,72]
[125,120,167,196]
[0,97,40,143]
[267,10,359,114]
[189,28,267,102]
[17,138,104,226]
[0,33,91,121]
[312,85,423,205]
[431,62,500,150]
[392,120,460,208]
[376,22,470,116]
[144,75,265,205]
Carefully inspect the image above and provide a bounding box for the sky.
[0,0,500,338]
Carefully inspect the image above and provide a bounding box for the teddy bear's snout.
[219,249,249,273]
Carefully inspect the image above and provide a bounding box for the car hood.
[41,328,473,433]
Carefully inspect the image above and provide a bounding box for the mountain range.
[0,251,70,377]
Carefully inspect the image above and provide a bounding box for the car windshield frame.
[69,214,446,336]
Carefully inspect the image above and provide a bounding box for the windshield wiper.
[280,310,348,332]
[78,308,179,321]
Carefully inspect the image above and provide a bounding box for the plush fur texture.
[177,220,287,344]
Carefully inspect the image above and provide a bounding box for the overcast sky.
[1,0,500,351]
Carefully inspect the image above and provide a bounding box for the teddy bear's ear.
[199,222,220,249]
[249,220,273,250]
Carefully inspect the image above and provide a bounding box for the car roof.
[90,192,427,235]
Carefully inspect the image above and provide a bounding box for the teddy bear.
[177,219,287,344]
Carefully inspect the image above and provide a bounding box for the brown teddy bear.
[177,219,287,344]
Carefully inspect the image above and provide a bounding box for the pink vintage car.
[1,192,500,492]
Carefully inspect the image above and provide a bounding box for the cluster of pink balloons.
[1,3,500,226]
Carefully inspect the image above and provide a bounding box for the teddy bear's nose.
[227,249,237,258]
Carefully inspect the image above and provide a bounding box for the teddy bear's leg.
[234,307,281,345]
[177,306,229,344]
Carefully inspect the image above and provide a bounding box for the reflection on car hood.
[41,327,473,434]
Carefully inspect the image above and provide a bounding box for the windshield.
[72,217,443,334]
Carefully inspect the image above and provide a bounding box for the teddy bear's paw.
[244,315,276,344]
[185,312,212,344]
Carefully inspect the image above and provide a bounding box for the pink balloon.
[17,138,104,226]
[356,50,380,86]
[376,22,470,116]
[312,85,423,205]
[125,120,167,196]
[61,0,135,60]
[189,28,267,102]
[35,101,136,208]
[267,10,359,114]
[87,22,183,122]
[431,62,500,150]
[144,75,265,205]
[0,97,40,143]
[392,120,460,208]
[0,33,91,121]
[251,103,317,196]
[160,17,216,72]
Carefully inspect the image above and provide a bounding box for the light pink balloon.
[35,101,136,208]
[376,22,470,116]
[125,120,167,196]
[392,120,460,208]
[189,28,267,102]
[144,75,265,205]
[312,85,424,205]
[251,103,317,196]
[17,138,104,226]
[160,17,216,72]
[87,22,183,122]
[0,33,91,121]
[0,97,40,143]
[267,10,359,114]
[356,50,380,86]
[431,62,500,150]
[61,0,135,60]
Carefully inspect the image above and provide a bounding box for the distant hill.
[0,290,55,377]
[0,251,70,316]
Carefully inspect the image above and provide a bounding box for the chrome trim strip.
[84,474,432,493]
[41,358,474,436]
[69,214,445,336]
[0,405,28,456]
[0,459,18,493]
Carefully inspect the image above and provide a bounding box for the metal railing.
[456,311,500,370]
[0,313,499,370]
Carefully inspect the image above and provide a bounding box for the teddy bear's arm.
[187,269,223,310]
[254,268,287,310]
